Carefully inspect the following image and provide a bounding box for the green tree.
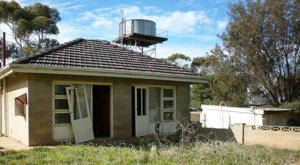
[194,45,248,106]
[190,74,213,108]
[165,53,191,69]
[0,38,19,60]
[0,1,60,56]
[219,0,300,105]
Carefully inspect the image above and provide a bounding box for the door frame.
[92,84,112,137]
[134,86,149,136]
[52,81,114,140]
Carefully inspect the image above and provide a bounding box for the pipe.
[2,32,5,67]
[219,102,226,128]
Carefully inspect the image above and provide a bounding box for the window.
[15,99,25,116]
[163,89,174,97]
[54,99,69,109]
[148,87,176,122]
[53,84,92,125]
[54,113,71,124]
[163,111,174,121]
[161,88,176,121]
[55,85,69,95]
[15,93,27,116]
[149,88,161,122]
[53,84,71,124]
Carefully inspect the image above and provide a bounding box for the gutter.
[0,65,13,79]
[0,64,209,83]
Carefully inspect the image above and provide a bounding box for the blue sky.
[10,0,233,59]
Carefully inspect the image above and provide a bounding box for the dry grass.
[0,139,299,165]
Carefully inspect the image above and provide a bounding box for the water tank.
[120,19,156,37]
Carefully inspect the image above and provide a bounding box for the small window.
[55,113,71,124]
[15,99,25,116]
[54,99,69,110]
[15,93,27,116]
[163,112,174,121]
[55,85,70,95]
[163,89,174,97]
[163,100,174,109]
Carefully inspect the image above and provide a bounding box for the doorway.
[93,85,110,137]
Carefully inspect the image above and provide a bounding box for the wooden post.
[2,32,6,67]
[242,123,245,144]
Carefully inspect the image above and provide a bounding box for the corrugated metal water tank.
[121,19,156,36]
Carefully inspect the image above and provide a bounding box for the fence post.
[242,123,246,144]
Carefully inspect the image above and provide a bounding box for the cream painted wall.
[231,124,300,151]
[6,74,29,145]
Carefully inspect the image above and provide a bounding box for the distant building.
[248,95,269,106]
[190,105,299,128]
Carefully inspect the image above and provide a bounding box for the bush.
[280,100,300,111]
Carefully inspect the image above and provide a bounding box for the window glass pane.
[163,100,174,109]
[163,89,174,97]
[76,87,88,118]
[55,85,70,95]
[15,100,24,116]
[137,88,141,116]
[163,112,174,121]
[85,85,92,113]
[149,88,161,122]
[55,113,70,124]
[73,91,80,120]
[55,99,69,109]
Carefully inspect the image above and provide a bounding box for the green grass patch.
[0,141,299,165]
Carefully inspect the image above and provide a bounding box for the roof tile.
[14,38,199,76]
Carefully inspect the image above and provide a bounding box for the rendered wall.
[200,105,264,129]
[230,124,300,151]
[27,73,191,145]
[5,73,29,145]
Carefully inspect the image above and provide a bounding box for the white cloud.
[77,6,213,36]
[53,23,85,43]
[156,43,213,59]
[217,20,227,30]
[0,24,17,43]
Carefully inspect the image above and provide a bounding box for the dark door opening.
[93,85,110,137]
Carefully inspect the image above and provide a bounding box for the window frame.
[137,85,177,123]
[52,83,72,126]
[160,87,176,122]
[52,82,97,126]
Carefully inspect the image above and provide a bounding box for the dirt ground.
[0,136,32,151]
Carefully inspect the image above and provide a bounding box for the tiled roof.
[13,38,199,76]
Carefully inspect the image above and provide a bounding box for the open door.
[66,86,94,143]
[135,87,149,136]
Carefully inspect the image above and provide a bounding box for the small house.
[0,38,206,145]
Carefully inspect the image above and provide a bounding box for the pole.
[2,32,6,67]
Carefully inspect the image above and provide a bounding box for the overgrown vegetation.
[188,0,300,107]
[280,100,300,111]
[0,140,299,165]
